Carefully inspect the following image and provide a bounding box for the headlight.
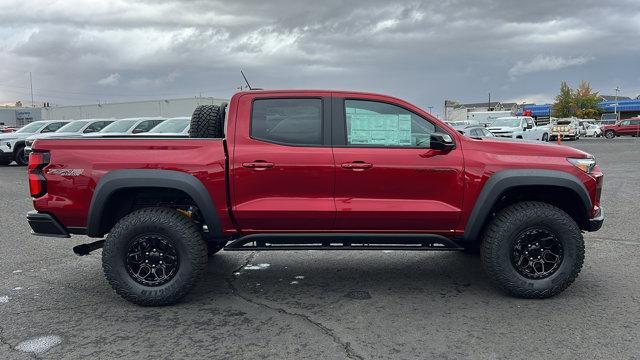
[567,157,596,173]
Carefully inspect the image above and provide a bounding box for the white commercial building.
[0,96,228,127]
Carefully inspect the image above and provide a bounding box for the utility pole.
[29,72,34,107]
[488,92,491,111]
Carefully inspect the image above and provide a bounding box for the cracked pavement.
[1,138,639,359]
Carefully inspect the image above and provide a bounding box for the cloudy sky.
[1,0,639,116]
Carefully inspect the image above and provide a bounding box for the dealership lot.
[0,138,639,359]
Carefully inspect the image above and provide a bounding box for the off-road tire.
[189,104,226,138]
[14,145,27,166]
[481,201,584,298]
[604,130,615,139]
[207,240,227,256]
[102,207,208,306]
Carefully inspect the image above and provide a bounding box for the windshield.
[149,118,189,133]
[491,118,521,127]
[101,120,137,133]
[58,121,90,133]
[16,122,45,133]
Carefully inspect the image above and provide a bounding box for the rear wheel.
[14,145,27,166]
[102,207,208,306]
[481,201,584,298]
[604,130,615,139]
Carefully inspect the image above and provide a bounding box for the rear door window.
[251,99,323,146]
[132,120,163,134]
[41,122,67,133]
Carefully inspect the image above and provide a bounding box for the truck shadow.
[191,251,495,305]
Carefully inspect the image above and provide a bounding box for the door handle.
[242,161,274,169]
[341,162,373,171]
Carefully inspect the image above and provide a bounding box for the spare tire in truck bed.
[189,103,227,138]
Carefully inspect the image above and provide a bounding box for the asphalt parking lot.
[0,138,639,359]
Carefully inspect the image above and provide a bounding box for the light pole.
[614,86,620,119]
[427,106,433,114]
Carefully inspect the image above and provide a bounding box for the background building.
[444,100,517,122]
[0,96,228,127]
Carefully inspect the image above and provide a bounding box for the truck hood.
[472,136,592,158]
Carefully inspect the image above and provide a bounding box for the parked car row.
[447,116,550,142]
[0,116,191,166]
[449,115,640,142]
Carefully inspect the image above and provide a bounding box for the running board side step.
[224,233,464,251]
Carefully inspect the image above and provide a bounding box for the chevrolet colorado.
[27,90,604,306]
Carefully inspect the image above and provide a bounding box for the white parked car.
[89,117,166,136]
[143,117,190,135]
[0,120,70,166]
[25,119,115,155]
[486,116,550,141]
[585,124,603,137]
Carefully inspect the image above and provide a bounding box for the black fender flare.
[462,169,591,241]
[87,169,222,238]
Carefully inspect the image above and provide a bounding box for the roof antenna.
[241,70,253,90]
[240,70,262,90]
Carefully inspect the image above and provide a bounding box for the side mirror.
[430,132,455,151]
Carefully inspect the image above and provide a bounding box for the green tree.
[574,80,601,119]
[552,81,575,118]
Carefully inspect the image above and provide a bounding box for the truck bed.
[32,138,231,231]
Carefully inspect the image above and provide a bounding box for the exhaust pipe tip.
[73,240,105,256]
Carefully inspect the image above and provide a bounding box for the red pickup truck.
[27,90,604,306]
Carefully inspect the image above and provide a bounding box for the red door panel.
[331,95,465,234]
[333,147,464,233]
[230,93,335,232]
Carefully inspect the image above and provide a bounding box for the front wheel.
[481,201,584,298]
[102,207,208,306]
[604,130,615,139]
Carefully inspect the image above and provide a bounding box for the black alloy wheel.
[125,234,180,287]
[511,228,563,280]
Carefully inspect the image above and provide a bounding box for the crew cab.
[486,116,550,141]
[27,90,604,306]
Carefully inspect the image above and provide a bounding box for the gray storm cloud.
[1,0,639,113]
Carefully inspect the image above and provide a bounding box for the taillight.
[28,152,50,198]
